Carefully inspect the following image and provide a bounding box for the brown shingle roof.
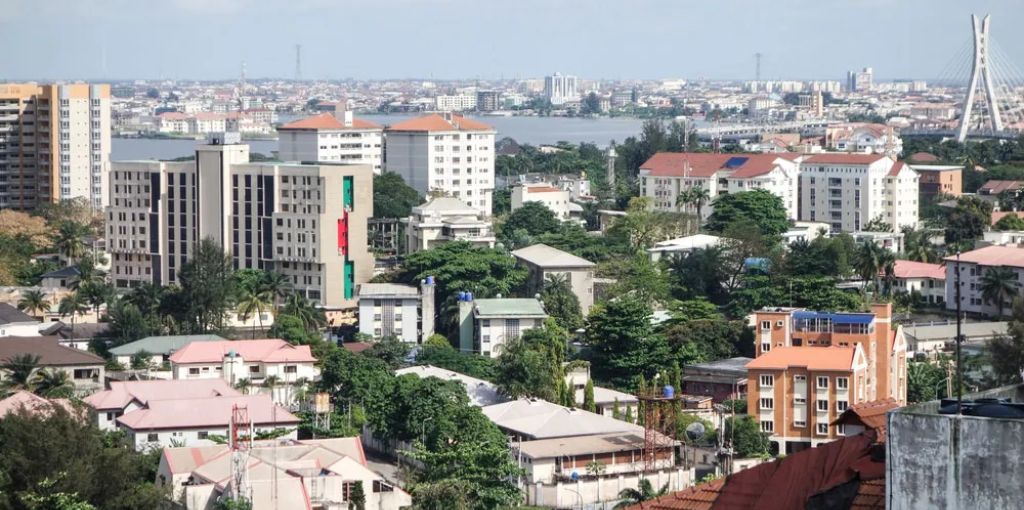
[0,336,103,366]
[832,397,899,443]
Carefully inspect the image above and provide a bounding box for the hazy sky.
[2,0,1023,82]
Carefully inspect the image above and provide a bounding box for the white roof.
[511,243,595,268]
[414,196,479,214]
[395,365,506,407]
[357,283,420,299]
[648,234,723,253]
[481,398,642,440]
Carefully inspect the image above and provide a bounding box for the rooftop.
[472,298,547,319]
[746,346,858,372]
[685,357,753,375]
[169,339,316,364]
[639,152,795,178]
[649,234,723,253]
[804,153,891,165]
[413,196,481,215]
[511,243,596,268]
[516,430,648,459]
[791,310,876,325]
[386,113,494,132]
[482,398,641,440]
[832,397,899,443]
[943,245,1024,268]
[892,260,946,280]
[357,283,421,299]
[85,379,240,411]
[108,334,226,356]
[0,336,104,366]
[901,321,1008,342]
[0,303,38,325]
[278,112,381,130]
[0,390,76,418]
[117,394,299,430]
[395,365,505,407]
[39,266,80,280]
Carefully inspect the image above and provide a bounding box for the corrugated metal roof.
[472,298,547,318]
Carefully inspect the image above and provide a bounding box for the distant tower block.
[957,14,1003,142]
[295,44,302,81]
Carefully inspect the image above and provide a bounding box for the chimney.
[870,302,893,320]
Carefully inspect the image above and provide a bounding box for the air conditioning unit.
[776,320,784,327]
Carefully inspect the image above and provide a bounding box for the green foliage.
[980,266,1020,317]
[363,336,412,369]
[499,202,561,249]
[781,234,856,278]
[495,324,566,400]
[705,190,790,242]
[721,398,747,414]
[268,314,320,345]
[178,238,237,333]
[374,172,421,218]
[606,253,670,304]
[907,360,951,403]
[725,415,770,458]
[0,406,170,509]
[584,296,669,389]
[539,273,583,332]
[676,414,717,446]
[1,354,40,394]
[663,319,749,365]
[989,299,1024,384]
[943,196,993,251]
[492,188,512,216]
[993,214,1024,231]
[214,497,252,510]
[415,344,498,381]
[614,479,669,508]
[348,480,366,510]
[605,197,697,251]
[863,215,893,232]
[668,299,723,322]
[583,379,596,412]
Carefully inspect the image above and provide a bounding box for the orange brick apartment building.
[746,303,906,453]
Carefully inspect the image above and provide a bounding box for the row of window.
[760,397,848,412]
[760,374,849,390]
[759,421,841,435]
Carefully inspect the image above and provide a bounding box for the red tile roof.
[116,394,299,431]
[526,186,563,193]
[804,153,890,165]
[979,180,1024,194]
[892,260,945,280]
[169,339,316,364]
[639,153,795,179]
[991,211,1024,225]
[279,112,382,130]
[888,161,907,177]
[831,398,899,443]
[746,346,856,371]
[386,113,494,132]
[909,152,939,162]
[943,245,1024,268]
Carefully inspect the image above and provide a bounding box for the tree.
[18,290,50,320]
[705,190,790,242]
[347,481,366,510]
[32,369,74,398]
[944,196,993,251]
[106,300,158,347]
[583,379,596,412]
[58,293,88,345]
[907,360,949,403]
[539,273,583,332]
[1,354,40,394]
[663,320,747,365]
[990,299,1024,384]
[178,238,237,333]
[725,415,770,458]
[584,296,670,389]
[494,324,565,401]
[415,343,497,381]
[614,479,669,508]
[901,226,939,263]
[268,314,320,345]
[855,241,887,292]
[607,253,670,304]
[980,266,1020,318]
[863,215,893,232]
[581,92,602,114]
[54,222,91,263]
[364,336,412,369]
[234,378,252,395]
[236,284,273,337]
[499,201,561,247]
[0,210,52,249]
[993,214,1024,231]
[281,293,327,333]
[373,172,421,218]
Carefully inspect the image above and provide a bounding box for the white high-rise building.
[544,73,579,105]
[799,154,918,232]
[0,83,111,210]
[384,113,496,216]
[277,109,383,174]
[434,95,477,112]
[106,134,374,309]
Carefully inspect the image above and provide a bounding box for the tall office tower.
[846,67,874,92]
[475,91,500,112]
[543,73,579,105]
[384,113,496,216]
[0,83,111,210]
[106,134,373,309]
[277,106,383,174]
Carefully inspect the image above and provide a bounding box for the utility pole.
[955,251,963,413]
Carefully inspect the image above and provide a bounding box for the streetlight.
[420,416,434,444]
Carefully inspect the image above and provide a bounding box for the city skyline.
[2,0,1023,82]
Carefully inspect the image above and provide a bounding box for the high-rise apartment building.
[106,135,372,309]
[846,67,874,92]
[798,154,918,232]
[434,95,477,112]
[277,109,383,174]
[544,73,579,105]
[475,91,500,112]
[384,113,496,216]
[746,303,907,453]
[0,83,110,210]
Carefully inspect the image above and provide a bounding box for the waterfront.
[112,114,650,160]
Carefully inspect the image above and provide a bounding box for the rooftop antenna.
[295,44,302,81]
[229,404,253,505]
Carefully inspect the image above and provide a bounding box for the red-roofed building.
[799,153,918,232]
[638,152,801,219]
[85,379,241,431]
[944,245,1024,317]
[169,339,318,404]
[892,260,946,305]
[747,303,906,453]
[278,107,384,173]
[824,122,902,155]
[384,112,497,215]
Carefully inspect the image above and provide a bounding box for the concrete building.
[511,243,596,315]
[476,90,500,112]
[356,279,435,343]
[847,67,874,92]
[892,260,946,305]
[0,336,104,395]
[646,234,723,262]
[900,320,1007,357]
[277,110,384,174]
[510,184,583,221]
[457,295,547,357]
[0,303,42,337]
[824,123,901,156]
[799,154,918,232]
[747,303,907,452]
[0,83,111,210]
[107,334,225,367]
[782,221,831,245]
[395,365,505,407]
[888,384,1024,510]
[434,94,477,112]
[106,136,373,309]
[639,152,801,220]
[403,196,496,253]
[911,164,963,199]
[682,357,751,403]
[384,113,496,215]
[544,73,579,105]
[944,245,1024,317]
[157,437,412,510]
[85,379,240,432]
[564,364,639,419]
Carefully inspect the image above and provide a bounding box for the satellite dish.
[686,422,706,442]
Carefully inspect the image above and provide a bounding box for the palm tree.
[855,242,884,292]
[126,282,164,315]
[614,479,669,508]
[238,286,273,339]
[880,251,897,297]
[901,227,939,263]
[1,354,40,394]
[262,271,292,311]
[32,368,74,397]
[283,293,327,332]
[58,292,88,346]
[980,266,1020,318]
[263,375,281,403]
[18,290,50,320]
[54,222,89,263]
[689,185,711,218]
[234,377,252,395]
[675,188,694,214]
[69,254,106,291]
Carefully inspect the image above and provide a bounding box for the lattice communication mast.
[229,404,253,503]
[637,385,682,471]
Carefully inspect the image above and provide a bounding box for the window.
[795,420,806,428]
[284,365,297,374]
[760,420,774,433]
[795,397,806,404]
[342,481,356,501]
[249,366,260,373]
[794,375,806,383]
[760,320,770,330]
[198,431,209,440]
[837,400,849,412]
[817,399,829,412]
[373,480,395,493]
[836,377,849,390]
[188,367,200,375]
[817,376,829,389]
[759,374,774,388]
[760,398,774,410]
[147,433,159,442]
[816,423,829,435]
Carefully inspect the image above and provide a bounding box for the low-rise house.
[395,365,505,407]
[109,334,226,367]
[944,245,1024,317]
[0,304,42,337]
[85,379,241,431]
[118,393,299,450]
[782,222,830,245]
[683,357,751,402]
[852,231,904,253]
[900,320,1008,357]
[403,197,496,254]
[356,279,436,343]
[169,339,318,404]
[892,260,945,305]
[512,243,596,315]
[157,437,411,510]
[0,336,105,395]
[44,322,110,350]
[457,295,547,357]
[981,230,1024,247]
[647,234,722,262]
[0,390,77,418]
[911,164,963,199]
[38,266,80,289]
[511,185,583,221]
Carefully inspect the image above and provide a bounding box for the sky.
[2,0,1023,82]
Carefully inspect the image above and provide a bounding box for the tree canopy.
[373,172,421,218]
[705,189,790,242]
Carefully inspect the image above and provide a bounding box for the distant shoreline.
[114,133,278,141]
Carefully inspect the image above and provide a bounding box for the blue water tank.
[426,276,435,285]
[663,385,675,398]
[458,292,467,301]
[467,292,473,301]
